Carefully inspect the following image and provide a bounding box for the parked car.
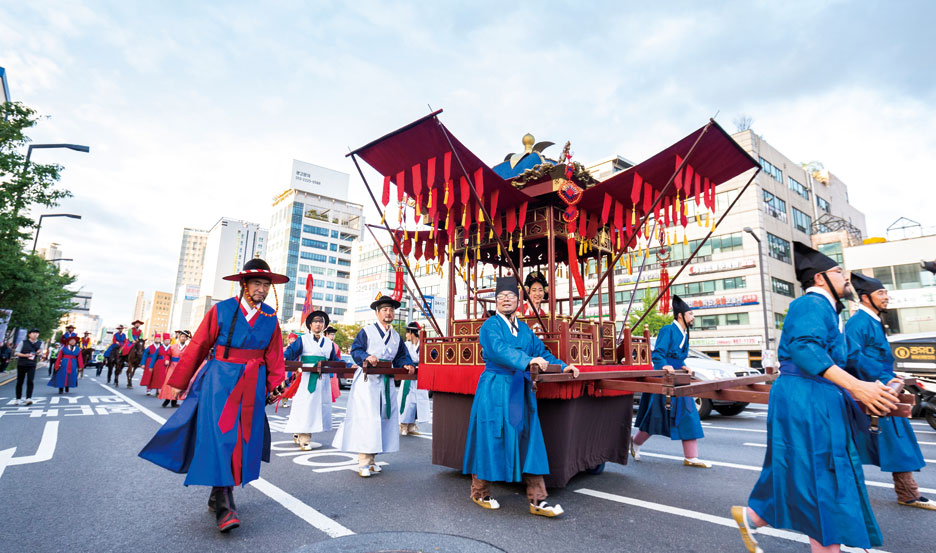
[637,338,759,419]
[338,354,356,389]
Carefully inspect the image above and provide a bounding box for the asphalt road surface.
[1,372,932,553]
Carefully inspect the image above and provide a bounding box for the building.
[844,232,936,335]
[168,283,200,333]
[267,160,363,325]
[188,294,218,331]
[350,238,445,333]
[132,291,148,324]
[199,218,267,300]
[146,291,173,336]
[585,128,867,368]
[0,66,10,103]
[174,228,208,291]
[58,290,103,344]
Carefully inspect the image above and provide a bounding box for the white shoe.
[630,441,641,461]
[15,399,24,406]
[731,506,763,553]
[24,398,33,406]
[684,457,712,468]
[369,463,382,473]
[358,467,371,478]
[530,501,564,517]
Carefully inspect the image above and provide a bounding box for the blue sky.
[1,1,934,325]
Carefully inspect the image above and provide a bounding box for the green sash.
[399,362,419,414]
[379,358,392,419]
[301,354,326,393]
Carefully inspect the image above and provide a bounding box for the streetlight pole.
[32,213,82,254]
[12,143,90,223]
[743,227,772,367]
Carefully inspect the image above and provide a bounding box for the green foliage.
[627,297,674,337]
[0,101,77,339]
[332,323,361,352]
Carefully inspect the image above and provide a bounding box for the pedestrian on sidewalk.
[0,341,12,373]
[14,329,42,405]
[283,310,340,451]
[732,243,899,553]
[845,273,933,510]
[139,258,287,533]
[631,295,711,468]
[332,292,415,478]
[49,335,82,393]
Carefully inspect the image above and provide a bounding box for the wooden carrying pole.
[348,153,444,337]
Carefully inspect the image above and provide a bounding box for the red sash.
[215,347,265,485]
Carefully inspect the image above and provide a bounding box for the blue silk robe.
[845,308,925,473]
[48,345,81,388]
[462,314,566,482]
[634,322,704,440]
[749,291,882,548]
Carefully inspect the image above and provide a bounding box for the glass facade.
[767,233,791,263]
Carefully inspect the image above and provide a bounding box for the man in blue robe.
[462,276,579,517]
[732,242,899,553]
[631,294,710,468]
[845,272,932,510]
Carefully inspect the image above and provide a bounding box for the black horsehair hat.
[850,272,885,300]
[793,242,838,288]
[324,326,337,334]
[671,295,691,316]
[305,310,329,330]
[370,291,401,310]
[223,258,289,285]
[495,276,520,297]
[405,321,422,334]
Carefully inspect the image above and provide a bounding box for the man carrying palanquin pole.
[845,272,932,510]
[332,292,415,478]
[463,276,579,518]
[732,242,899,553]
[139,258,287,533]
[399,321,430,436]
[284,310,341,451]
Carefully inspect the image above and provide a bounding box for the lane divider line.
[92,378,355,538]
[574,488,890,553]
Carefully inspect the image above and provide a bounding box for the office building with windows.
[267,160,363,326]
[585,128,867,368]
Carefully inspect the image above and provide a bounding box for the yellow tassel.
[461,208,467,228]
[489,227,493,239]
[428,189,433,208]
[429,225,434,239]
[380,212,386,225]
[644,218,649,236]
[704,212,709,227]
[675,192,681,216]
[518,230,523,249]
[683,229,688,246]
[443,182,449,205]
[631,207,636,227]
[404,228,408,241]
[497,243,501,256]
[696,211,702,226]
[627,253,632,275]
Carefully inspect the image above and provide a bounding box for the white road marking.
[0,421,59,479]
[917,441,936,446]
[92,378,355,538]
[638,451,936,494]
[701,424,766,433]
[575,488,890,553]
[743,442,767,448]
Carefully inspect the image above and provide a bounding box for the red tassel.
[632,172,643,205]
[567,235,585,297]
[412,163,422,196]
[601,192,613,224]
[278,375,303,401]
[396,171,406,203]
[381,175,391,206]
[392,261,405,301]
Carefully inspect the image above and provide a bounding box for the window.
[301,238,328,249]
[337,271,351,279]
[303,225,329,237]
[309,266,325,275]
[792,208,812,234]
[334,295,348,303]
[328,256,336,264]
[331,230,339,238]
[759,157,783,182]
[762,190,787,221]
[333,308,347,316]
[872,267,895,290]
[337,258,351,267]
[311,292,324,300]
[671,277,746,298]
[894,263,922,290]
[325,281,335,289]
[817,242,843,264]
[788,176,809,199]
[695,313,750,330]
[325,294,334,302]
[330,243,338,251]
[335,282,349,291]
[817,196,831,213]
[774,312,786,329]
[771,277,794,298]
[300,251,327,262]
[766,233,791,263]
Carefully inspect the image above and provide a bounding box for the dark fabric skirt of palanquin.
[433,391,632,488]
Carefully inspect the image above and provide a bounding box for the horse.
[80,347,93,379]
[124,339,146,388]
[106,342,132,385]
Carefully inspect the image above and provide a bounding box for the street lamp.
[32,213,82,254]
[12,143,91,222]
[743,227,773,367]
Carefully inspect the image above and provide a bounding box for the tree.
[0,101,77,340]
[332,323,362,352]
[733,114,754,132]
[626,297,673,337]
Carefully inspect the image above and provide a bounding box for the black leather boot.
[213,486,239,532]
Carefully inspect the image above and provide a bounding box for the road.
[1,372,932,552]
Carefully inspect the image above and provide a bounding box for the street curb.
[0,371,16,387]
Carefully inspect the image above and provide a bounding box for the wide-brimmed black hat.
[793,242,838,288]
[180,330,192,338]
[131,320,144,326]
[405,321,422,335]
[115,325,125,330]
[324,326,337,335]
[672,295,691,316]
[223,258,289,285]
[28,328,40,334]
[370,291,401,310]
[305,310,330,330]
[495,276,520,297]
[850,272,885,300]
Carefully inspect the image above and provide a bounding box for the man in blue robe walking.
[631,294,710,468]
[846,272,932,510]
[462,276,579,517]
[732,242,899,553]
